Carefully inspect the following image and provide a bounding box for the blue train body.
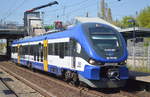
[11,23,129,88]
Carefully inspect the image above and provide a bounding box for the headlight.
[88,59,96,64]
[88,58,104,65]
[119,60,126,65]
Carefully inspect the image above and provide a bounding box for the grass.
[127,65,150,73]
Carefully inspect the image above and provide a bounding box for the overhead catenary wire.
[1,0,18,19]
[59,0,97,21]
[44,0,98,24]
[44,0,90,14]
[43,0,123,24]
[62,0,124,22]
[2,0,27,21]
[43,0,90,23]
[44,0,123,24]
[44,0,91,21]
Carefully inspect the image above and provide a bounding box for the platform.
[0,67,44,97]
[129,71,150,83]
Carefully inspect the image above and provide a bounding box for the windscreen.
[89,26,114,34]
[82,23,124,60]
[91,35,119,48]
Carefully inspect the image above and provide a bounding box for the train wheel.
[27,63,35,72]
[27,62,31,69]
[64,70,72,82]
[29,64,32,70]
[71,72,79,86]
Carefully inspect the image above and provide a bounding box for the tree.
[100,0,106,19]
[112,19,122,27]
[107,8,113,22]
[137,6,150,28]
[120,16,136,28]
[98,0,113,23]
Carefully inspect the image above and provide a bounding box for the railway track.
[0,61,149,97]
[0,75,19,97]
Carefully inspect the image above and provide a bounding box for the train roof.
[12,22,117,45]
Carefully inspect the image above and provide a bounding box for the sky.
[0,0,150,24]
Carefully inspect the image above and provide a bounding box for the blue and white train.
[11,22,129,88]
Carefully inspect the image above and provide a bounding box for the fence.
[127,41,150,72]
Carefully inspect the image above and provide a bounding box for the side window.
[64,42,70,56]
[48,42,74,57]
[15,46,18,53]
[24,45,27,55]
[28,45,31,55]
[11,47,14,53]
[39,43,43,62]
[54,43,59,55]
[33,45,36,61]
[14,47,16,53]
[30,45,34,55]
[20,45,22,56]
[15,47,17,53]
[59,43,64,58]
[52,44,55,55]
[22,46,24,55]
[48,43,53,55]
[48,43,56,55]
[27,45,30,55]
[70,39,76,56]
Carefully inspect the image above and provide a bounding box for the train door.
[70,39,76,69]
[17,44,20,64]
[43,40,48,71]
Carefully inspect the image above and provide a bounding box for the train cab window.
[91,35,119,48]
[89,27,114,34]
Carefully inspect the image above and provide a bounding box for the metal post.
[133,23,136,70]
[147,43,150,71]
[6,39,11,59]
[41,12,45,35]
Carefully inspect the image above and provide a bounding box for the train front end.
[78,23,128,88]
